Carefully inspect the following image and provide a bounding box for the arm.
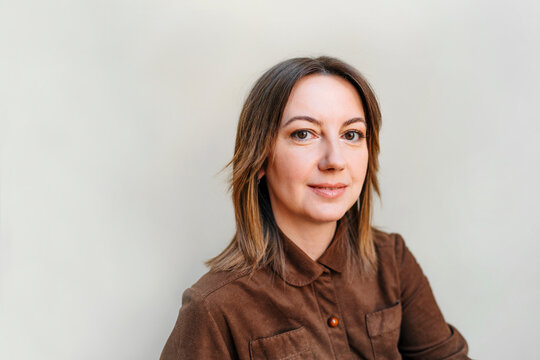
[395,233,470,360]
[160,288,233,360]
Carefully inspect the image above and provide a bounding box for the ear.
[257,169,265,180]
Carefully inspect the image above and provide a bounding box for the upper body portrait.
[160,56,470,360]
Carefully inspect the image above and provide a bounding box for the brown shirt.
[160,228,469,359]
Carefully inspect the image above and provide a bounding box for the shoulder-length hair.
[206,56,381,276]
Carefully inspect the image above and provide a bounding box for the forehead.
[281,74,364,123]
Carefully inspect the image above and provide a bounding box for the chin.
[307,200,356,222]
[308,209,349,223]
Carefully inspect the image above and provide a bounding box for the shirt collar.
[276,225,347,287]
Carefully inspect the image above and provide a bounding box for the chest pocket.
[249,326,314,360]
[366,301,402,360]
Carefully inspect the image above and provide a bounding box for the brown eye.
[291,130,313,141]
[343,130,365,142]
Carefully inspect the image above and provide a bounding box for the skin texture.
[260,74,369,260]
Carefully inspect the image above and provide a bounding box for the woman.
[160,56,470,359]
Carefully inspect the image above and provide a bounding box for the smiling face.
[261,74,369,229]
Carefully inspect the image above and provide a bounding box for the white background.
[1,0,539,359]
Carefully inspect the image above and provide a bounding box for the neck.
[274,215,337,261]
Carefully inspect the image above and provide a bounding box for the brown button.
[327,316,339,327]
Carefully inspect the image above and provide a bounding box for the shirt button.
[327,316,339,328]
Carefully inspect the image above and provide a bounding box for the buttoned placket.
[312,268,351,359]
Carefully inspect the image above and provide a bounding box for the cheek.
[349,150,369,181]
[269,147,314,183]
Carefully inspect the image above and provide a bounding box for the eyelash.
[290,129,367,142]
[342,130,367,141]
[290,129,315,141]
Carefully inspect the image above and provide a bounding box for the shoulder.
[371,227,430,292]
[188,269,251,299]
[371,226,408,258]
[161,271,248,358]
[182,267,270,313]
[371,227,420,279]
[177,267,279,339]
[173,269,254,334]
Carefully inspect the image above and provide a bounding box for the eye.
[290,129,315,141]
[343,130,366,142]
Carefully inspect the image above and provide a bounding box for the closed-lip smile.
[308,183,347,199]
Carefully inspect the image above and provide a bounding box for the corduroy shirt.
[160,228,469,359]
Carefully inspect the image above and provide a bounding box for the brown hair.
[205,56,381,276]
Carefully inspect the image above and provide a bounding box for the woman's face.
[261,74,369,228]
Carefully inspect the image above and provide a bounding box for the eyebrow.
[281,115,366,128]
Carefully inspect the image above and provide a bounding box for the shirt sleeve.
[160,287,233,360]
[394,233,470,360]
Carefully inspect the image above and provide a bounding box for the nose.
[318,138,346,171]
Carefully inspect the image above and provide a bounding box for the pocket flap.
[366,301,402,337]
[249,326,313,360]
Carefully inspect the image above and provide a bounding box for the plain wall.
[1,0,539,359]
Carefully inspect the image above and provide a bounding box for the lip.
[308,183,347,199]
